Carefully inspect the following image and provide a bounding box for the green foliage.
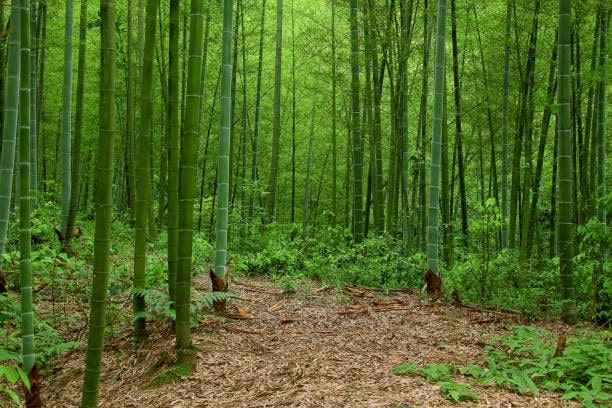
[445,249,566,321]
[133,286,234,325]
[575,217,611,325]
[1,291,82,367]
[143,367,181,389]
[436,381,481,402]
[392,362,478,401]
[241,239,303,276]
[0,349,30,406]
[392,326,612,407]
[233,224,425,290]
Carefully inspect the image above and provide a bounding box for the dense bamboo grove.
[0,0,609,405]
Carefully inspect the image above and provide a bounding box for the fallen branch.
[371,305,410,312]
[314,284,334,293]
[267,302,284,312]
[232,279,277,293]
[222,325,271,335]
[198,318,221,327]
[280,317,309,324]
[281,329,334,335]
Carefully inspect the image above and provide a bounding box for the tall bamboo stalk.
[29,0,38,210]
[349,0,363,242]
[212,0,233,296]
[166,0,179,303]
[133,0,157,341]
[265,0,283,222]
[175,0,205,368]
[557,0,577,324]
[65,0,88,250]
[81,1,116,404]
[250,0,266,221]
[501,1,511,249]
[426,0,447,276]
[60,0,74,235]
[0,1,21,270]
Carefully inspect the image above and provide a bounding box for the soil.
[18,276,585,407]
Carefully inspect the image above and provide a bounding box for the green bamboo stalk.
[331,0,337,223]
[362,0,373,236]
[65,0,87,250]
[240,0,248,233]
[302,89,316,239]
[19,0,35,376]
[167,0,180,304]
[595,3,607,225]
[450,0,467,245]
[126,0,136,220]
[400,0,410,247]
[29,0,38,209]
[133,0,157,341]
[36,4,46,200]
[80,0,116,404]
[349,0,363,242]
[175,0,205,368]
[0,4,4,136]
[581,9,600,220]
[212,0,233,289]
[501,1,511,249]
[427,0,447,276]
[250,0,266,221]
[557,0,577,324]
[416,0,432,252]
[60,0,73,235]
[265,0,283,222]
[0,1,21,270]
[371,0,384,236]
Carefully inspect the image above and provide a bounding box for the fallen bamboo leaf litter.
[33,276,582,408]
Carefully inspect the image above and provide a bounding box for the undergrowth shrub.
[393,326,612,407]
[575,217,611,325]
[0,292,82,371]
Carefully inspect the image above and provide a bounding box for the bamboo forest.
[0,0,610,406]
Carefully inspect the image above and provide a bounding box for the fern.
[133,287,236,324]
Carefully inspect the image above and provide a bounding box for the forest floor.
[38,275,584,407]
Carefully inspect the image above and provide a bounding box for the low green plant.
[575,217,611,325]
[392,362,479,402]
[393,326,612,407]
[0,350,30,406]
[1,290,82,367]
[133,286,235,324]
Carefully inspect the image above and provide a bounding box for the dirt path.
[43,277,578,407]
